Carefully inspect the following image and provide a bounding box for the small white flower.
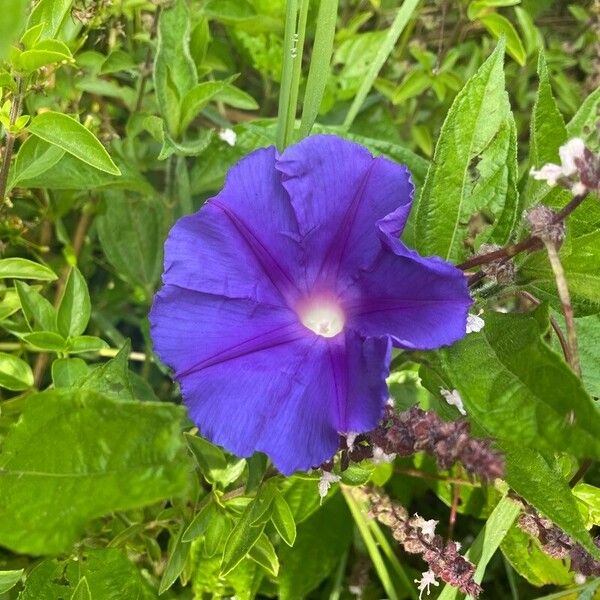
[530,137,586,186]
[559,138,586,176]
[372,446,396,465]
[466,312,485,334]
[218,128,237,146]
[413,514,438,539]
[571,181,587,196]
[386,397,395,407]
[318,471,340,499]
[440,388,466,416]
[415,570,439,600]
[346,432,358,451]
[574,573,586,585]
[348,585,362,596]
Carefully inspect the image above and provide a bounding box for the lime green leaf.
[57,267,91,338]
[215,84,259,111]
[185,433,227,484]
[27,0,73,39]
[179,79,234,131]
[183,496,216,542]
[573,483,600,528]
[51,357,89,388]
[0,353,34,391]
[501,524,573,587]
[15,280,57,332]
[567,85,600,146]
[16,39,73,72]
[0,569,23,594]
[413,41,512,262]
[0,257,56,281]
[438,307,600,460]
[159,526,191,595]
[67,335,108,354]
[28,112,121,176]
[479,14,526,66]
[9,136,65,190]
[70,577,91,600]
[0,389,189,554]
[22,331,67,352]
[248,533,279,576]
[271,489,296,546]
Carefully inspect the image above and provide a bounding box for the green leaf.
[0,0,27,61]
[0,388,189,554]
[9,135,65,189]
[0,569,23,594]
[185,433,228,484]
[565,313,600,397]
[70,577,91,600]
[15,280,57,332]
[15,39,73,72]
[271,489,296,546]
[437,307,600,460]
[22,331,67,352]
[504,446,600,560]
[248,533,279,576]
[28,112,121,176]
[0,257,56,281]
[299,0,339,138]
[183,495,216,542]
[27,0,73,39]
[214,84,259,111]
[501,524,573,587]
[57,267,91,338]
[52,357,89,388]
[159,526,191,595]
[179,79,234,132]
[221,486,275,575]
[96,192,164,296]
[479,13,526,66]
[573,483,600,528]
[0,353,33,391]
[279,493,352,600]
[567,85,600,146]
[67,335,108,354]
[154,0,197,136]
[76,342,134,401]
[280,475,322,524]
[413,41,511,261]
[519,231,600,313]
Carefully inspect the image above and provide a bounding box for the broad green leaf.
[413,41,511,261]
[0,257,56,281]
[70,577,91,600]
[524,51,569,210]
[52,357,89,388]
[0,353,33,391]
[437,307,600,460]
[96,192,164,296]
[573,483,600,528]
[278,493,352,600]
[437,495,520,599]
[467,0,521,19]
[154,0,197,136]
[0,569,23,594]
[185,433,228,484]
[215,84,259,111]
[159,526,191,595]
[15,280,57,331]
[519,230,600,313]
[183,496,217,542]
[28,112,121,176]
[479,13,526,66]
[0,0,27,60]
[514,6,542,56]
[204,508,233,557]
[23,331,67,352]
[0,389,189,554]
[248,533,279,576]
[0,289,21,321]
[19,549,151,599]
[503,446,600,560]
[391,70,431,104]
[9,136,65,189]
[280,475,322,524]
[567,85,600,147]
[57,267,91,338]
[271,489,296,546]
[501,524,573,587]
[27,0,73,39]
[15,39,73,72]
[76,342,134,401]
[179,79,234,132]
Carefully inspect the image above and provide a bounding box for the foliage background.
[0,0,599,598]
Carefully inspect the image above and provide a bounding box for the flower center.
[299,298,345,338]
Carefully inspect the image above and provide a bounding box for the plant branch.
[0,76,25,214]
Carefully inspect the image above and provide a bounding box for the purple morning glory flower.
[150,135,471,475]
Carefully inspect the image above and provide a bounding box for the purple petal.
[276,135,413,290]
[150,285,390,474]
[344,239,472,350]
[163,147,303,306]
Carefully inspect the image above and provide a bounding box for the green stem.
[343,0,421,130]
[276,0,310,150]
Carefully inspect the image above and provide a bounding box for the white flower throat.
[299,299,345,338]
